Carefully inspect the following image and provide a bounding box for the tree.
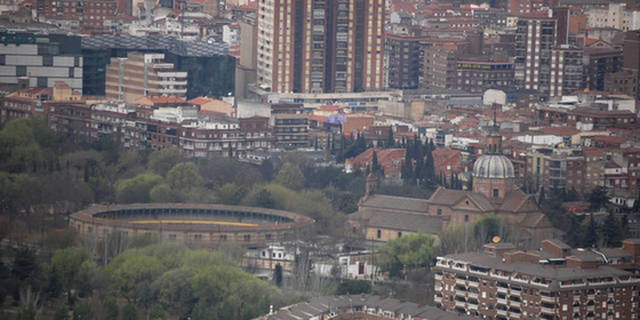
[371,151,381,174]
[583,213,598,248]
[255,189,275,209]
[149,183,178,202]
[274,264,283,287]
[566,187,579,202]
[115,173,163,203]
[103,297,119,320]
[12,249,39,283]
[166,162,203,191]
[473,214,508,245]
[50,248,92,306]
[148,147,182,176]
[216,183,246,205]
[588,186,609,211]
[107,254,164,302]
[274,163,305,190]
[377,233,438,278]
[336,280,372,295]
[602,212,624,247]
[72,301,93,320]
[121,303,138,320]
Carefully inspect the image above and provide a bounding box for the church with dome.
[425,122,558,245]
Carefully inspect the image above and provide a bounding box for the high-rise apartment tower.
[256,0,384,93]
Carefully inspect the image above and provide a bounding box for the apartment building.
[0,31,83,90]
[105,52,188,104]
[385,34,423,89]
[515,14,556,96]
[0,90,273,158]
[36,0,119,31]
[423,44,458,89]
[526,148,586,194]
[550,46,583,97]
[455,59,515,93]
[583,45,624,91]
[256,0,385,93]
[434,239,640,320]
[507,0,552,14]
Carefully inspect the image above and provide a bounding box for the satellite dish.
[492,236,501,243]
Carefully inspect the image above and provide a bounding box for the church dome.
[473,154,515,179]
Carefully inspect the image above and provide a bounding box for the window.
[37,77,47,88]
[43,55,53,66]
[265,233,272,240]
[437,209,442,216]
[493,188,499,198]
[377,229,382,239]
[397,231,402,238]
[193,234,202,240]
[168,234,176,241]
[219,234,227,241]
[464,215,469,222]
[16,66,27,77]
[243,234,251,242]
[0,54,4,65]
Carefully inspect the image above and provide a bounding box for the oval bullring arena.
[70,203,315,246]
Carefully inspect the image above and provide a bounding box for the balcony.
[497,309,507,316]
[498,287,508,294]
[468,280,479,288]
[455,290,466,297]
[434,296,442,304]
[456,278,466,286]
[435,274,443,281]
[541,306,554,314]
[497,298,507,305]
[469,268,489,276]
[455,301,465,308]
[541,295,555,303]
[493,273,510,280]
[468,303,478,311]
[508,301,521,308]
[508,312,521,319]
[467,292,478,299]
[452,265,467,272]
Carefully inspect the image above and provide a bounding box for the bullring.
[70,203,315,246]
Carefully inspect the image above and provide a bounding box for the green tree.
[50,248,92,306]
[378,233,438,278]
[107,254,164,302]
[53,306,70,320]
[148,147,182,176]
[274,264,283,287]
[583,213,598,248]
[121,303,138,320]
[149,183,178,202]
[589,186,610,211]
[72,301,92,320]
[12,249,39,282]
[166,162,203,191]
[255,189,275,209]
[216,183,245,205]
[473,214,508,245]
[602,212,624,247]
[116,173,163,203]
[103,297,119,320]
[335,280,372,295]
[371,151,381,174]
[274,163,305,190]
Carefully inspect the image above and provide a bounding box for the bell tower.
[486,103,502,155]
